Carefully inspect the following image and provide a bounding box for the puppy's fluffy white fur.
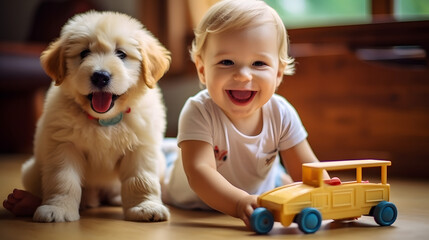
[22,11,171,222]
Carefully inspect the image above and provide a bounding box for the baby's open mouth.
[226,90,256,105]
[87,92,120,113]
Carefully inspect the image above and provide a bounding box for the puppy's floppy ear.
[40,38,67,86]
[137,30,171,88]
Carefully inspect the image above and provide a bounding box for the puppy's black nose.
[91,70,111,89]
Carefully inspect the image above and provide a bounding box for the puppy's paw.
[33,205,80,222]
[124,200,170,222]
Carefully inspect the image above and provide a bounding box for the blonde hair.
[190,0,295,75]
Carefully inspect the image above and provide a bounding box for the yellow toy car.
[250,160,397,234]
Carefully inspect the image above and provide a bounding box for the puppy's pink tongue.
[230,90,252,100]
[92,92,113,113]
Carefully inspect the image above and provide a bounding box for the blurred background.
[0,0,428,179]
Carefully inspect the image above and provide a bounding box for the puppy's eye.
[115,50,127,59]
[80,49,91,59]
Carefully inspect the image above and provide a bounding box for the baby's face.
[196,24,284,125]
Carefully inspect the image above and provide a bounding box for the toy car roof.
[303,159,391,171]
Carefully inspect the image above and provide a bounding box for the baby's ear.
[194,55,206,85]
[40,38,67,86]
[137,29,171,88]
[276,62,287,87]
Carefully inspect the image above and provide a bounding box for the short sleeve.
[177,91,215,146]
[275,95,308,150]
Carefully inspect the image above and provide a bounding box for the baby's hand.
[236,195,258,229]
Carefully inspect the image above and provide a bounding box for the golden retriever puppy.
[19,11,170,222]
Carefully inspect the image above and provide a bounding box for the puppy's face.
[41,11,170,119]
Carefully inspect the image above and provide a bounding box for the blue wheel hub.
[251,208,274,234]
[373,201,397,226]
[297,208,322,234]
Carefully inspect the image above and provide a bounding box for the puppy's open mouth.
[87,92,120,113]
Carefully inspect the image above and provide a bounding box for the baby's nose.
[233,67,252,82]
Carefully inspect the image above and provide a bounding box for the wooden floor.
[1,154,428,240]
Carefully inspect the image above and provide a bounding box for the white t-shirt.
[162,90,307,209]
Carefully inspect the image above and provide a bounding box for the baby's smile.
[226,90,257,106]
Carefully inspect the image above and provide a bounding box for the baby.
[162,0,326,229]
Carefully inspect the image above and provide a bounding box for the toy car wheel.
[373,201,397,226]
[296,208,322,234]
[250,207,274,234]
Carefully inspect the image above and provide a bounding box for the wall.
[0,0,139,42]
[280,21,429,179]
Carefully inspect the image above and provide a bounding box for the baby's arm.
[280,139,329,181]
[180,140,257,228]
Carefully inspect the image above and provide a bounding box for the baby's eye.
[253,61,267,67]
[219,59,234,66]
